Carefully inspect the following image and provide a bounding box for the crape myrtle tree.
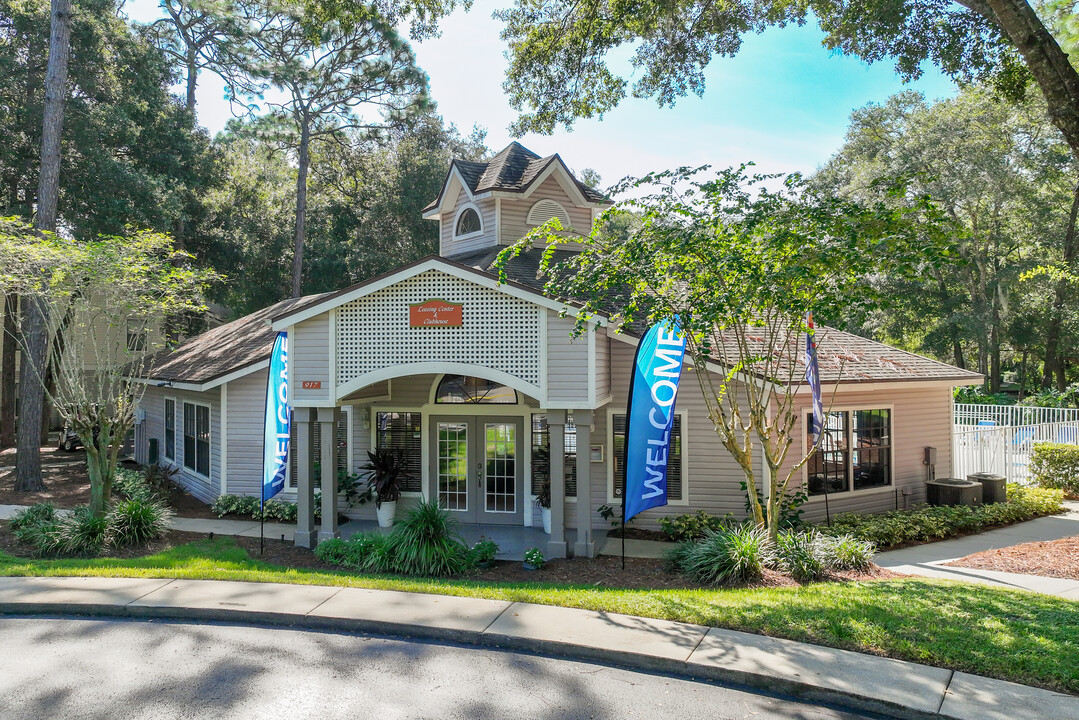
[0,218,217,515]
[229,0,448,298]
[496,167,954,538]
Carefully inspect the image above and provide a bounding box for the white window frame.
[802,404,895,501]
[452,202,484,240]
[605,408,689,506]
[370,408,426,498]
[163,396,177,462]
[182,400,212,480]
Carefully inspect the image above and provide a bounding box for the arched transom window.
[435,375,518,404]
[455,207,482,237]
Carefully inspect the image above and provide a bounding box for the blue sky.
[126,0,957,185]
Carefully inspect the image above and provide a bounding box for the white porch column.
[294,407,317,548]
[574,410,596,558]
[546,410,568,559]
[318,407,339,543]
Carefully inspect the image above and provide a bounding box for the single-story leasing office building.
[133,142,982,557]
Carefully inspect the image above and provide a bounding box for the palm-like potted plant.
[537,481,552,534]
[360,449,410,527]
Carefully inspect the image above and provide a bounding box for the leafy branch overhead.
[495,166,956,536]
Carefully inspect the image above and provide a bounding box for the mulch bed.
[0,519,898,590]
[945,536,1079,580]
[0,451,217,519]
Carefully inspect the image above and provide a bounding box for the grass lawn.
[2,536,1077,694]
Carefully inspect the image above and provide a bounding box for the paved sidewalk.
[875,502,1079,598]
[0,575,1076,720]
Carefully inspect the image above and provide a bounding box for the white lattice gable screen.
[336,270,543,391]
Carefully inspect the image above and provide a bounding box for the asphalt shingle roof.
[424,142,609,212]
[140,293,330,386]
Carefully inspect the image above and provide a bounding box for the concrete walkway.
[875,501,1079,599]
[0,575,1074,720]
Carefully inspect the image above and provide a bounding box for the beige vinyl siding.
[594,330,610,401]
[441,188,497,256]
[786,384,954,522]
[224,370,268,497]
[546,314,590,406]
[581,342,752,531]
[137,385,221,504]
[291,314,331,406]
[500,176,593,246]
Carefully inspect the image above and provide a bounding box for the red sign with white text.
[409,299,463,327]
[301,381,322,390]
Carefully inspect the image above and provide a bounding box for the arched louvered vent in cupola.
[526,198,571,229]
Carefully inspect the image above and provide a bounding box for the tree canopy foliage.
[813,87,1079,391]
[496,167,955,535]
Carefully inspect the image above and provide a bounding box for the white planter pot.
[376,501,397,528]
[541,506,552,534]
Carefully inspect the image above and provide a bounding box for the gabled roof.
[423,142,611,215]
[136,293,331,388]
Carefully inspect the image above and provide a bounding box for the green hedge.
[816,485,1064,550]
[1030,443,1079,496]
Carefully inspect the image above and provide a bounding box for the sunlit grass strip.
[1,537,1077,694]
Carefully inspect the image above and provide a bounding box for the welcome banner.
[262,331,290,502]
[623,318,687,523]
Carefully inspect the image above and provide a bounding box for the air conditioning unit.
[967,473,1007,504]
[927,478,983,507]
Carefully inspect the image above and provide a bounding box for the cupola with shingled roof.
[422,142,612,259]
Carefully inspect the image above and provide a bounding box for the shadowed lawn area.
[2,537,1077,694]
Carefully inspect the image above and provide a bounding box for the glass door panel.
[484,422,516,513]
[437,422,469,512]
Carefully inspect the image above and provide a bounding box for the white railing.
[952,420,1079,483]
[954,403,1079,428]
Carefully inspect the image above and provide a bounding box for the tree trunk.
[291,116,311,299]
[973,0,1079,159]
[1,294,16,449]
[185,50,198,116]
[15,296,47,492]
[1043,181,1079,389]
[17,0,72,492]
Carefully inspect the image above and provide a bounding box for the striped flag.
[805,313,824,444]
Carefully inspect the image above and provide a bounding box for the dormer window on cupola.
[455,205,483,238]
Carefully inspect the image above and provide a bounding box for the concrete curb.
[0,576,1076,720]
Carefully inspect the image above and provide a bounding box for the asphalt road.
[0,616,883,720]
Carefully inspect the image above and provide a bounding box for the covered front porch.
[289,398,604,560]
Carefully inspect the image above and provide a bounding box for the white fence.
[952,420,1079,483]
[954,403,1079,428]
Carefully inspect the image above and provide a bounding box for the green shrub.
[114,467,155,503]
[106,497,173,546]
[1030,443,1079,495]
[658,510,733,542]
[386,502,471,577]
[53,506,108,556]
[818,484,1064,549]
[262,499,298,522]
[816,534,875,571]
[523,547,545,568]
[313,533,393,571]
[469,538,499,565]
[662,540,697,573]
[211,494,262,518]
[10,503,56,532]
[773,530,824,581]
[681,525,773,585]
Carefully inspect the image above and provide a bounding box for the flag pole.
[260,493,265,554]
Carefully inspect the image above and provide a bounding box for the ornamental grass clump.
[387,502,471,576]
[773,530,824,581]
[8,498,171,557]
[676,524,773,585]
[106,498,174,546]
[315,501,473,577]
